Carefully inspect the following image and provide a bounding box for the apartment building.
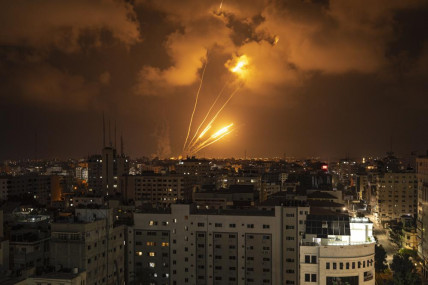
[417,157,428,278]
[0,174,52,205]
[120,174,185,204]
[375,172,418,222]
[128,201,309,285]
[300,215,375,285]
[50,208,125,285]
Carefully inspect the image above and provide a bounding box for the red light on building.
[321,164,328,170]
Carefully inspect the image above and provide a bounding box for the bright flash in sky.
[211,123,233,139]
[229,55,249,78]
[231,55,248,73]
[198,124,212,139]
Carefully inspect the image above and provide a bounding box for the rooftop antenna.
[108,119,112,147]
[34,131,38,161]
[120,133,124,156]
[102,112,106,148]
[114,120,117,149]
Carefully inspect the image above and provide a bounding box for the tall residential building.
[87,155,103,193]
[102,146,129,196]
[9,228,50,277]
[0,174,52,205]
[128,201,309,285]
[417,157,428,278]
[300,215,375,285]
[50,208,126,285]
[120,173,185,204]
[0,211,9,275]
[375,172,418,223]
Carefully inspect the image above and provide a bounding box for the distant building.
[50,208,125,285]
[87,155,103,193]
[402,227,418,250]
[21,271,87,285]
[0,174,53,205]
[375,172,418,222]
[193,185,257,209]
[0,211,9,275]
[120,173,185,204]
[417,157,428,279]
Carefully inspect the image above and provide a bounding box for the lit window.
[149,221,154,226]
[162,242,169,247]
[149,262,155,268]
[146,242,155,246]
[137,252,142,256]
[149,252,155,257]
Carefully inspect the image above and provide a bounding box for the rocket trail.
[193,130,233,154]
[182,57,208,153]
[189,123,234,154]
[187,84,241,154]
[219,0,224,10]
[186,82,228,151]
[201,83,242,134]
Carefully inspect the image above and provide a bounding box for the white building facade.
[300,216,375,285]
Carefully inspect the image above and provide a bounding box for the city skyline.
[1,0,427,160]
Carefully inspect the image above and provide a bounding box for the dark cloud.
[0,0,427,160]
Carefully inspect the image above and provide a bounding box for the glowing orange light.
[227,55,249,79]
[199,124,212,139]
[231,55,248,73]
[211,123,233,139]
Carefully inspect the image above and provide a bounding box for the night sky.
[1,0,427,160]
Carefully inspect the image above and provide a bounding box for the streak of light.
[219,0,224,10]
[198,124,211,139]
[201,84,242,135]
[186,82,228,151]
[189,123,234,154]
[193,130,233,154]
[211,123,233,139]
[182,57,208,153]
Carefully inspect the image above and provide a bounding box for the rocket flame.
[198,124,212,139]
[230,55,249,76]
[211,123,234,139]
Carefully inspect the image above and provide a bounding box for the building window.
[305,255,310,263]
[346,262,349,269]
[305,274,310,282]
[340,263,343,269]
[326,262,330,269]
[311,256,317,264]
[333,263,337,270]
[311,274,317,282]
